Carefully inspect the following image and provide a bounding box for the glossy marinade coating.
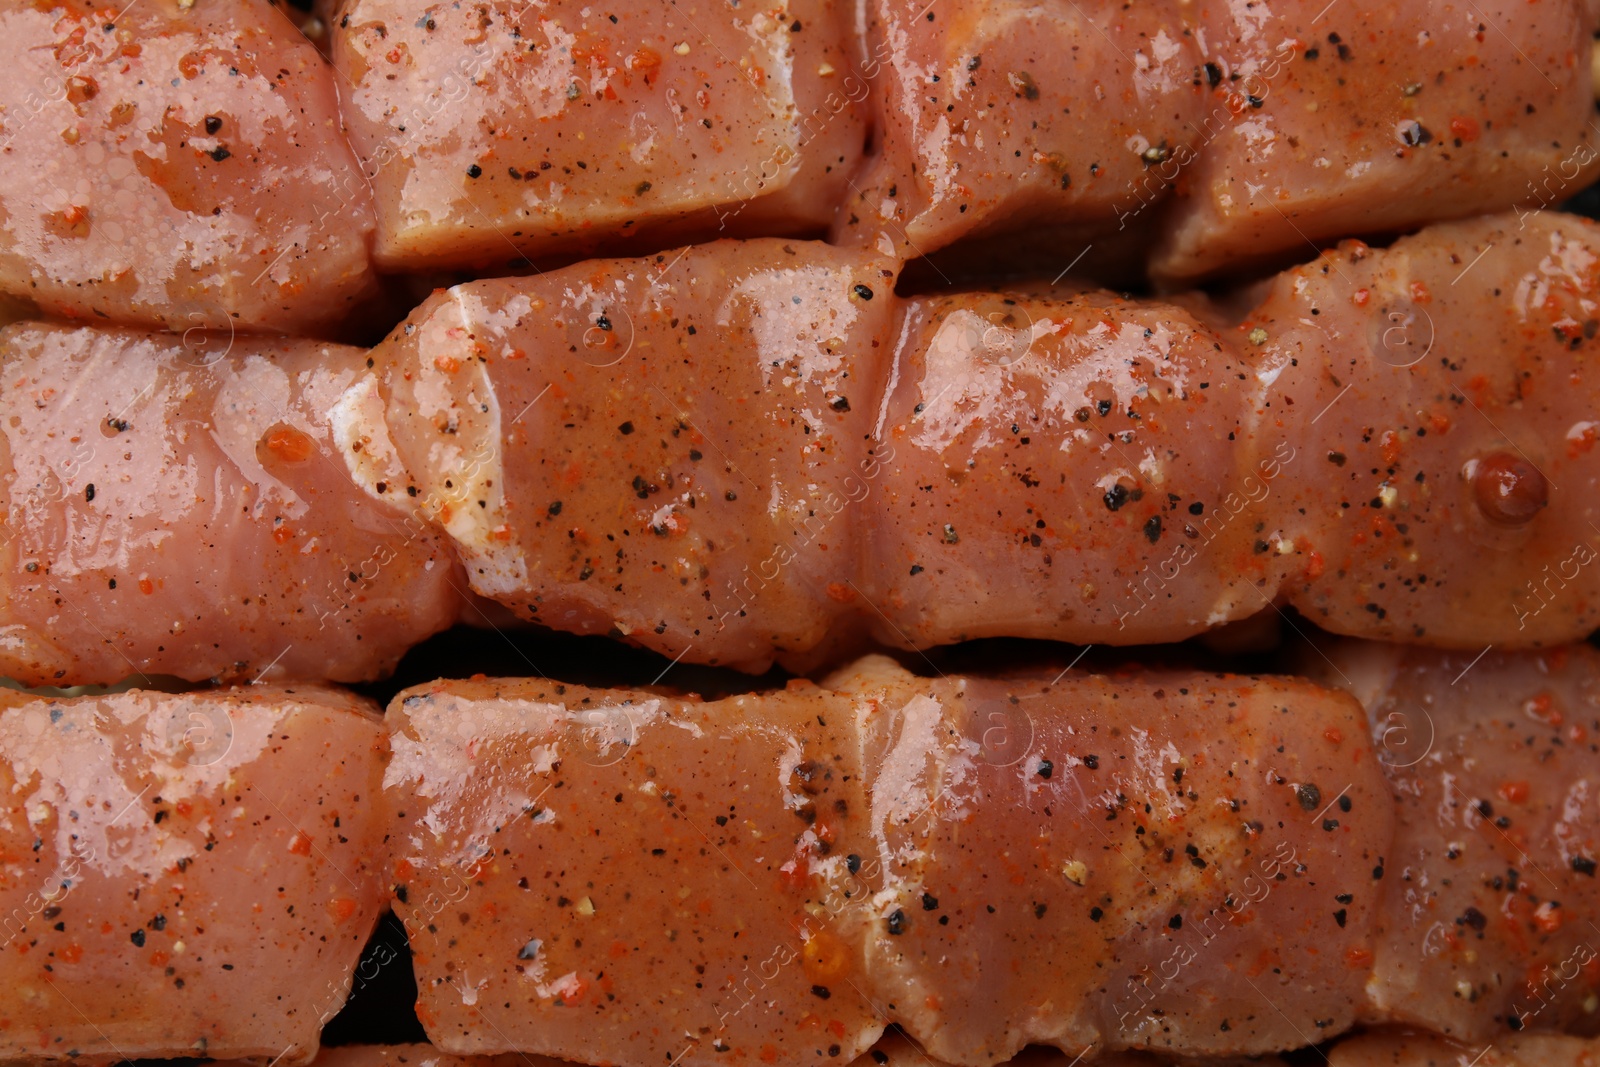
[0,684,387,1062]
[0,648,1591,1061]
[1254,214,1600,647]
[1307,640,1600,1042]
[328,0,866,269]
[835,0,1600,278]
[1326,1029,1600,1066]
[384,672,886,1066]
[0,0,380,334]
[826,657,1391,1062]
[0,323,466,686]
[359,238,901,670]
[373,212,1600,671]
[385,657,1391,1065]
[1152,0,1600,283]
[831,0,1202,266]
[862,284,1281,648]
[7,212,1599,686]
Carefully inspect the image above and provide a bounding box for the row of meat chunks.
[2,211,1598,686]
[0,640,1595,1063]
[160,1033,1600,1067]
[143,1032,1600,1067]
[1,0,1596,334]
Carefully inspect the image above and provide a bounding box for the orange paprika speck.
[149,950,170,966]
[1409,281,1432,303]
[1449,116,1481,141]
[1345,947,1373,967]
[265,426,314,463]
[288,831,313,856]
[329,897,359,921]
[630,47,661,78]
[825,582,858,603]
[1498,780,1530,804]
[1524,692,1562,726]
[273,524,294,544]
[58,943,82,963]
[138,577,154,595]
[1323,726,1343,746]
[434,355,461,374]
[1352,288,1370,307]
[802,928,851,985]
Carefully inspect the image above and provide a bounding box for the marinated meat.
[0,0,381,334]
[328,0,866,269]
[0,683,386,1062]
[385,656,1389,1064]
[0,323,466,686]
[1304,641,1600,1041]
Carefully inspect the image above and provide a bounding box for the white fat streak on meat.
[864,693,979,912]
[0,693,282,885]
[413,290,528,596]
[386,693,664,859]
[737,6,802,191]
[777,735,809,815]
[867,693,942,879]
[329,375,410,509]
[874,309,917,443]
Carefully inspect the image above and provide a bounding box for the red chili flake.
[1499,781,1529,804]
